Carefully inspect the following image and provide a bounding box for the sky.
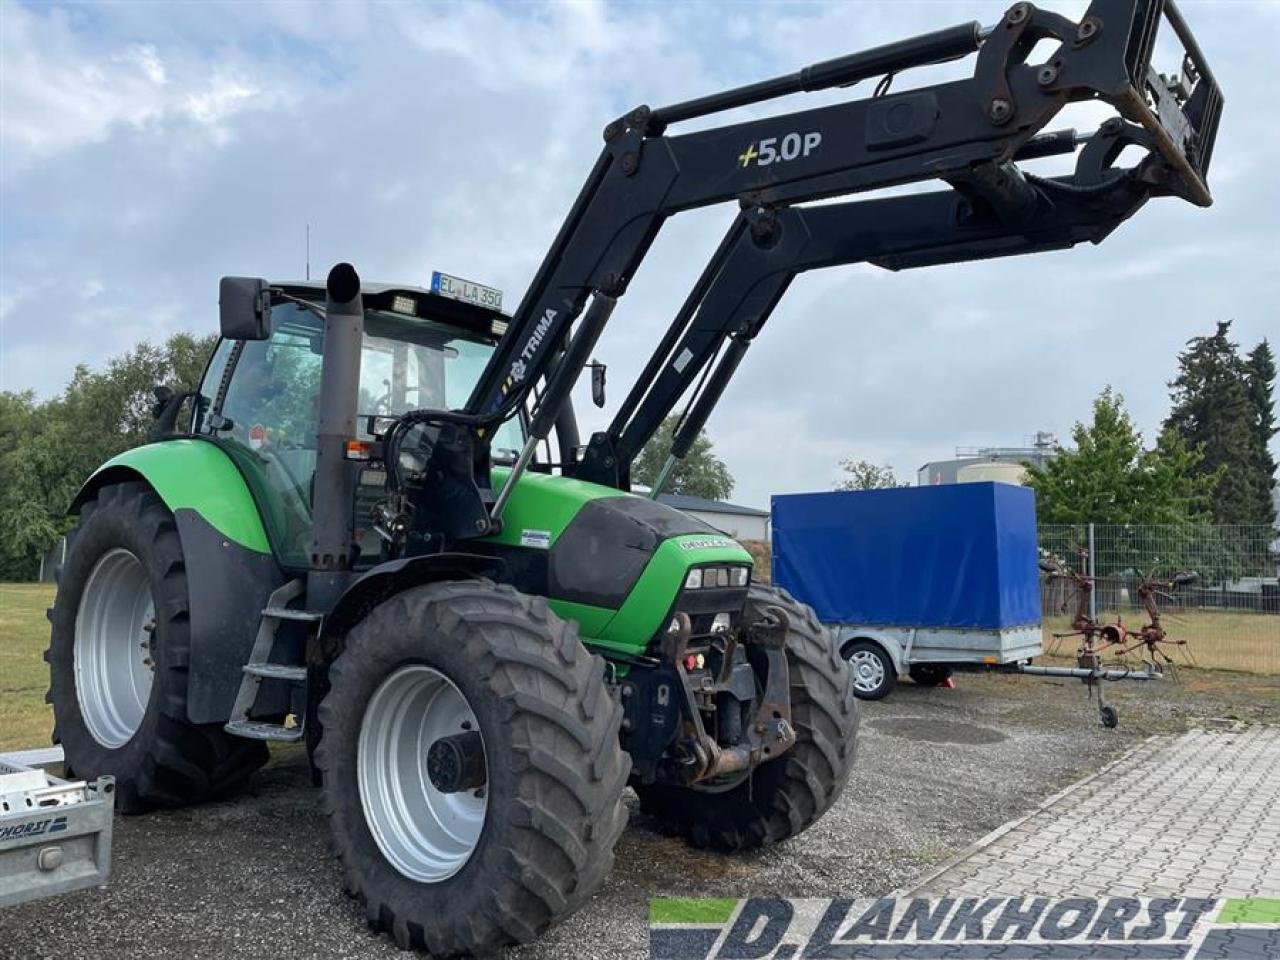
[1,0,1277,509]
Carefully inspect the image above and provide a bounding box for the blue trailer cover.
[772,483,1040,629]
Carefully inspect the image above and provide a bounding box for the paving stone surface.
[910,726,1280,900]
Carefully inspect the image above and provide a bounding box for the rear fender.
[70,441,285,723]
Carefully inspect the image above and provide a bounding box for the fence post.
[1088,522,1097,621]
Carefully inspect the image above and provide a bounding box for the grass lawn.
[1,583,55,752]
[1042,608,1279,674]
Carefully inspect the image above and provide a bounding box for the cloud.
[1,0,1276,508]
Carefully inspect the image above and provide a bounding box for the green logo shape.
[650,898,739,925]
[1216,898,1280,924]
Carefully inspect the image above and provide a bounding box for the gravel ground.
[4,669,1275,960]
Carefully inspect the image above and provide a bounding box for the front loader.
[46,1,1220,953]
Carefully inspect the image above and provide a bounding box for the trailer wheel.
[46,481,268,813]
[908,664,952,687]
[844,640,897,700]
[635,584,858,852]
[316,580,630,955]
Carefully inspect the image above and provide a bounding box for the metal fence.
[1038,523,1280,674]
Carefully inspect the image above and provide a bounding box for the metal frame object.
[452,0,1221,508]
[0,753,115,909]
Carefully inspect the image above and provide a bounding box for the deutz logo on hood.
[679,537,737,551]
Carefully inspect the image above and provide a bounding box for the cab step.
[224,579,317,744]
[262,606,322,623]
[224,720,303,743]
[242,663,307,682]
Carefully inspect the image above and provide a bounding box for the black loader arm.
[390,0,1220,532]
[579,124,1157,489]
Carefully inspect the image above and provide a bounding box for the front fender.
[316,553,504,660]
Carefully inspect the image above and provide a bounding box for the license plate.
[431,271,503,311]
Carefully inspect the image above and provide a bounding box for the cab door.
[198,302,323,570]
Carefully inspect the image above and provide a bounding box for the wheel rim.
[357,664,487,883]
[848,649,886,694]
[74,548,156,748]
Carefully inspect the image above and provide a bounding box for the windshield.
[218,302,523,457]
[357,310,524,458]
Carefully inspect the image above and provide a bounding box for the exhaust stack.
[309,262,364,609]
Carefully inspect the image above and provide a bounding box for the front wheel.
[636,584,859,851]
[316,580,630,955]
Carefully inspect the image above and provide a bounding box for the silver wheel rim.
[74,548,156,748]
[848,649,886,695]
[357,664,487,883]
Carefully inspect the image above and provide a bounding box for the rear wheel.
[636,584,859,851]
[316,580,630,955]
[47,482,268,812]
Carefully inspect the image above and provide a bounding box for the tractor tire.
[316,579,630,955]
[46,481,268,813]
[635,583,859,852]
[908,664,953,687]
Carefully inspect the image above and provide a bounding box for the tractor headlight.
[710,612,732,634]
[682,565,751,589]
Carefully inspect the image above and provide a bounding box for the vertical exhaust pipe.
[309,262,364,610]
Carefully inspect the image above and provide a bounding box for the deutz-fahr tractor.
[47,1,1219,953]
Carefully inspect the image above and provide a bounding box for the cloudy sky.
[2,0,1276,507]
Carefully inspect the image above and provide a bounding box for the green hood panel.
[485,469,753,654]
[77,440,272,554]
[484,467,626,549]
[572,533,754,654]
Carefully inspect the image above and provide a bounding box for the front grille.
[676,585,748,639]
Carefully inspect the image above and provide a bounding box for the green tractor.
[49,269,858,953]
[47,1,1219,953]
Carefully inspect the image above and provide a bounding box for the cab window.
[204,300,523,569]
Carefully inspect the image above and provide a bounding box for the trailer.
[772,483,1161,724]
[0,748,114,909]
[773,483,1042,699]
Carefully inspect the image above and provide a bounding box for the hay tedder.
[45,1,1219,950]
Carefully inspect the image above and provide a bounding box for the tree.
[1164,321,1260,523]
[1027,387,1225,581]
[0,332,217,579]
[1244,339,1278,525]
[835,459,906,490]
[632,415,735,501]
[1026,386,1216,525]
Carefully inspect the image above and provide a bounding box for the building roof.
[657,493,769,518]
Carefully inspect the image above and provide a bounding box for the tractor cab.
[195,277,523,569]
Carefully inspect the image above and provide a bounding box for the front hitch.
[661,606,797,785]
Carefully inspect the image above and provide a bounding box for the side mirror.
[219,277,272,340]
[589,360,607,409]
